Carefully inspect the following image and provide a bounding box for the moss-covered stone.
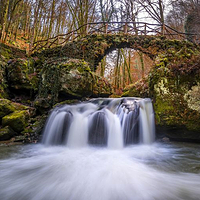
[0,126,16,140]
[121,42,200,141]
[53,99,80,107]
[34,97,52,114]
[0,98,35,119]
[37,58,112,108]
[6,58,38,93]
[2,110,30,132]
[0,99,16,118]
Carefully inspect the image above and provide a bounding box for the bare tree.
[136,0,165,33]
[166,0,200,42]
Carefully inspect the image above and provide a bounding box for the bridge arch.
[39,34,197,71]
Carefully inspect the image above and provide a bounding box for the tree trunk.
[48,0,56,39]
[1,0,9,42]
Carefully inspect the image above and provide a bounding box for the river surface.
[0,142,200,200]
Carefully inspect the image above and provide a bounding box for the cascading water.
[42,97,155,148]
[1,97,200,200]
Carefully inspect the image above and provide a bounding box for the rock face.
[151,70,200,141]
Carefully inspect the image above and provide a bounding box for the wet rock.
[14,135,26,143]
[0,126,16,140]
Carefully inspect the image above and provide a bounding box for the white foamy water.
[0,144,200,200]
[139,99,155,144]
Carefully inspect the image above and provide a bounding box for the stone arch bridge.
[37,34,197,71]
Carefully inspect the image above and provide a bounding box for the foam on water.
[0,144,200,200]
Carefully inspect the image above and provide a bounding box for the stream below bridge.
[0,142,200,200]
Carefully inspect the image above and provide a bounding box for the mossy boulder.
[0,126,16,140]
[59,59,95,97]
[36,58,112,109]
[6,58,38,93]
[0,99,16,118]
[0,98,35,119]
[2,110,30,132]
[0,98,35,141]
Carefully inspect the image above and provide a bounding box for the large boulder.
[2,110,30,132]
[35,58,112,111]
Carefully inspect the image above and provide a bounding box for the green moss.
[0,99,16,118]
[2,110,30,132]
[6,58,38,92]
[0,61,8,98]
[154,96,174,125]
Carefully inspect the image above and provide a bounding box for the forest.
[1,0,200,92]
[1,0,200,44]
[1,0,200,45]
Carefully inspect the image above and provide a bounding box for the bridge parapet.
[31,22,197,53]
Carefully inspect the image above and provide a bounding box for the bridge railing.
[31,22,198,53]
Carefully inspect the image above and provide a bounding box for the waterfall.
[42,98,155,148]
